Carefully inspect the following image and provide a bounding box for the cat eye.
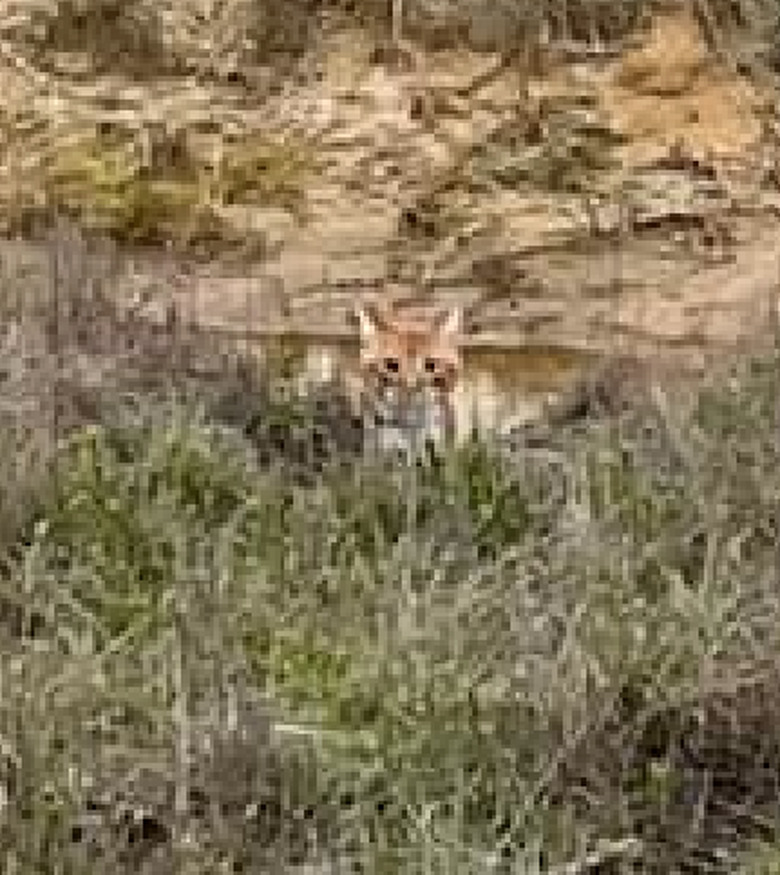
[384,357,399,372]
[424,357,437,373]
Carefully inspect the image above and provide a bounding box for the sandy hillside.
[0,3,779,371]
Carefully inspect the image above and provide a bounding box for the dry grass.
[9,0,319,81]
[0,0,775,252]
[338,0,779,55]
[0,115,317,250]
[0,225,356,553]
[0,0,322,250]
[0,6,779,871]
[0,227,779,873]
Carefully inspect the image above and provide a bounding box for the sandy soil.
[3,7,780,383]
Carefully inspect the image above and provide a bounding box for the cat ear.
[435,307,462,337]
[355,303,386,342]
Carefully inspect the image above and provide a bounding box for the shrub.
[2,226,780,871]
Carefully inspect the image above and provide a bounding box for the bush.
[1,339,777,871]
[1,227,780,872]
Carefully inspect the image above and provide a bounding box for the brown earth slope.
[1,5,779,376]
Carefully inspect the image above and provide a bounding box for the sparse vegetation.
[339,0,778,53]
[0,0,322,250]
[11,0,319,81]
[0,0,775,250]
[470,91,627,194]
[0,228,778,873]
[1,2,780,872]
[0,119,316,250]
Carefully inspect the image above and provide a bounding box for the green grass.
[2,332,779,872]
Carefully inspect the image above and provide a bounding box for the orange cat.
[355,303,463,457]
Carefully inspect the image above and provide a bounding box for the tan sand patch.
[602,9,765,165]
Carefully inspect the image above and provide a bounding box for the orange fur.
[356,303,463,456]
